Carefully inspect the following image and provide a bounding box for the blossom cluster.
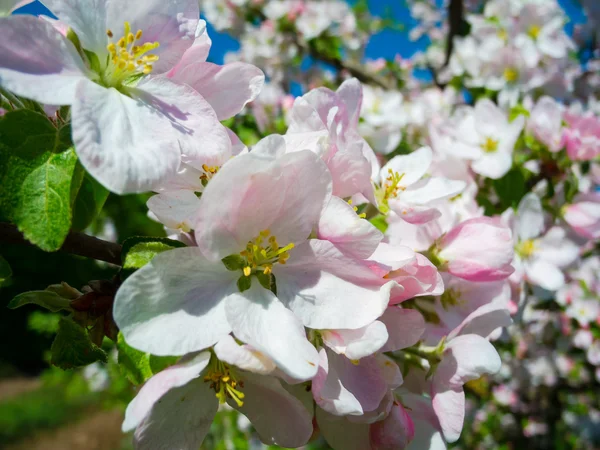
[1,0,599,449]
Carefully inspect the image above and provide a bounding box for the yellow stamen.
[504,67,518,83]
[481,136,499,153]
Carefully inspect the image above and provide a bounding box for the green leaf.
[237,275,252,293]
[222,254,246,271]
[8,290,72,312]
[492,168,526,209]
[369,215,389,233]
[0,255,11,284]
[0,147,79,251]
[71,171,109,231]
[117,332,153,385]
[255,271,272,290]
[121,236,187,271]
[51,316,108,369]
[117,333,179,385]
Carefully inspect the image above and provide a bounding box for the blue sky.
[16,0,587,65]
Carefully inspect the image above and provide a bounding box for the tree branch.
[443,0,464,68]
[0,222,122,266]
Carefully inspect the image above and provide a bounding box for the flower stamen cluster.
[204,357,245,407]
[240,230,294,276]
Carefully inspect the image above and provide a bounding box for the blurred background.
[1,0,598,449]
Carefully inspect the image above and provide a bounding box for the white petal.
[42,0,108,57]
[169,61,264,120]
[316,407,372,450]
[225,283,319,381]
[381,146,432,187]
[525,259,565,291]
[134,378,217,449]
[380,307,425,352]
[471,152,512,179]
[113,247,236,356]
[516,193,544,240]
[123,352,211,432]
[234,372,313,448]
[147,190,200,231]
[276,240,395,330]
[214,335,275,375]
[431,386,464,443]
[0,15,89,104]
[72,79,180,194]
[322,321,389,360]
[401,177,466,205]
[317,196,383,259]
[448,303,512,340]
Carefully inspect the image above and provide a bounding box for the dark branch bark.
[0,222,122,266]
[443,0,464,68]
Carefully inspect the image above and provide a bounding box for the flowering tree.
[0,0,599,449]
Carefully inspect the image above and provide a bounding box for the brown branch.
[0,222,122,266]
[443,0,464,68]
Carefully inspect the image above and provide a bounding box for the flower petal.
[317,196,383,259]
[381,147,432,187]
[169,61,264,120]
[105,0,199,73]
[317,407,372,450]
[214,335,275,375]
[122,351,211,432]
[133,377,217,449]
[147,190,200,231]
[225,283,319,381]
[234,371,314,448]
[0,15,89,104]
[322,321,389,360]
[113,247,236,356]
[516,193,544,241]
[276,240,395,330]
[380,307,425,352]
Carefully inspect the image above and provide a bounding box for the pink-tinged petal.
[287,96,328,135]
[401,177,466,205]
[214,335,275,375]
[317,407,372,450]
[322,321,389,360]
[516,193,544,241]
[105,0,199,73]
[233,371,313,448]
[276,240,396,330]
[328,142,377,204]
[0,15,89,104]
[167,19,211,70]
[136,77,232,170]
[195,149,331,261]
[42,0,108,56]
[442,334,502,386]
[377,354,403,389]
[169,61,264,120]
[370,402,415,450]
[113,247,236,356]
[439,217,514,282]
[225,283,319,381]
[380,307,425,352]
[431,386,465,443]
[313,349,388,416]
[525,259,565,291]
[155,162,204,192]
[122,352,211,432]
[381,252,443,304]
[474,98,507,137]
[317,196,383,259]
[147,190,200,231]
[387,201,442,225]
[133,378,217,449]
[381,147,432,187]
[448,303,512,340]
[337,78,363,127]
[402,394,446,450]
[302,86,348,130]
[564,194,600,240]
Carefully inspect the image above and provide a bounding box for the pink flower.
[431,304,512,442]
[563,193,600,240]
[564,111,600,161]
[527,96,565,152]
[434,217,515,282]
[370,401,415,450]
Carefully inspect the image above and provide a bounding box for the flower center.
[528,25,541,40]
[199,164,219,187]
[481,136,499,153]
[440,288,464,309]
[516,239,536,258]
[503,67,518,83]
[102,22,160,87]
[204,357,245,407]
[240,229,294,277]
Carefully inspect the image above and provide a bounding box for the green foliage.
[0,254,11,285]
[117,333,178,385]
[8,290,72,313]
[0,110,80,251]
[120,236,186,280]
[71,169,109,231]
[237,275,252,292]
[222,254,246,271]
[50,316,108,369]
[369,215,389,233]
[27,311,61,336]
[492,168,527,210]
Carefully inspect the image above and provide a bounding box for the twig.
[443,0,464,68]
[0,222,122,266]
